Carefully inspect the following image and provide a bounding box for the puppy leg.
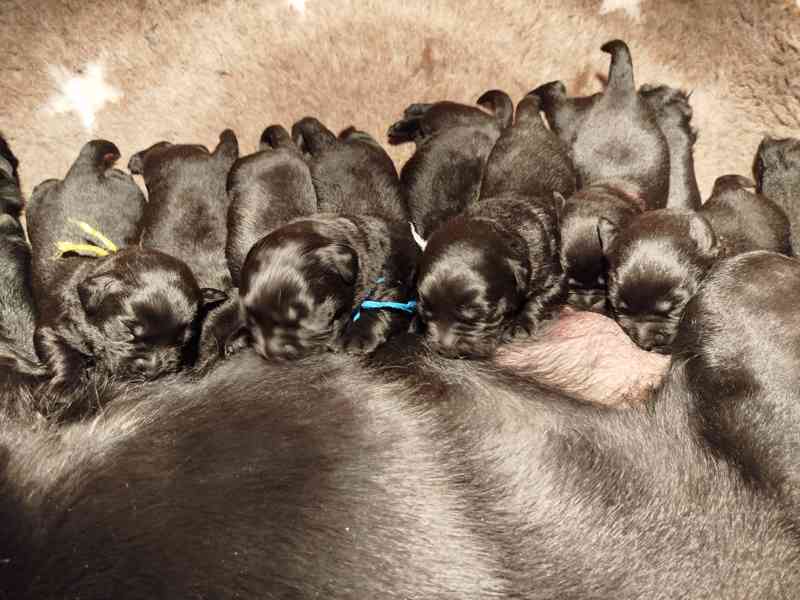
[387,114,424,145]
[33,326,88,387]
[337,310,412,355]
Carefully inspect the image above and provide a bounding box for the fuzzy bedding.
[1,0,798,198]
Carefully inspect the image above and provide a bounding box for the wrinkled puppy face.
[78,248,214,379]
[600,211,718,354]
[416,220,526,358]
[240,223,357,361]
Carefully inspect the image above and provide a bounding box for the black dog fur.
[754,136,800,255]
[416,191,563,358]
[0,133,23,220]
[599,208,719,353]
[699,174,791,257]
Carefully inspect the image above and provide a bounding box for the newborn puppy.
[753,136,800,254]
[558,182,643,312]
[699,174,791,256]
[292,117,408,223]
[128,129,239,290]
[640,84,702,209]
[536,41,670,209]
[480,93,577,200]
[674,251,800,510]
[391,91,509,238]
[226,124,317,286]
[0,133,23,219]
[416,192,563,358]
[600,209,719,353]
[240,214,418,359]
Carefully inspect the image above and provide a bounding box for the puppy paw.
[337,325,385,355]
[387,116,422,145]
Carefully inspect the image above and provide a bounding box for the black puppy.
[240,214,419,359]
[390,91,510,238]
[0,133,23,219]
[754,136,800,254]
[699,174,791,256]
[292,118,408,223]
[128,129,239,291]
[533,41,670,209]
[480,93,577,200]
[599,209,719,353]
[25,141,218,386]
[640,84,702,209]
[674,251,800,511]
[416,191,563,358]
[226,124,317,286]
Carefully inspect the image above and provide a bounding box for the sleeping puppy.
[674,251,800,511]
[391,91,510,238]
[416,191,563,358]
[557,181,643,312]
[240,214,418,359]
[0,133,23,219]
[25,141,220,386]
[534,41,670,209]
[698,174,791,256]
[128,129,239,291]
[639,84,702,209]
[480,92,577,200]
[292,117,408,223]
[753,136,800,254]
[225,124,317,286]
[599,209,719,353]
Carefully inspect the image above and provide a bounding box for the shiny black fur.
[533,41,669,209]
[128,129,239,290]
[292,117,409,223]
[480,93,576,200]
[754,136,800,255]
[390,92,508,237]
[640,84,702,209]
[416,192,563,358]
[0,133,23,219]
[699,174,791,256]
[599,209,719,353]
[240,215,418,359]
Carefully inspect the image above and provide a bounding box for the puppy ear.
[77,273,125,315]
[688,214,719,260]
[200,287,228,310]
[213,129,239,163]
[316,243,358,286]
[507,257,530,296]
[597,218,619,253]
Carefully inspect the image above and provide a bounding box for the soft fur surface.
[2,0,798,198]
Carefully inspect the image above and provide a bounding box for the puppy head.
[78,248,222,379]
[600,210,719,353]
[416,217,528,358]
[240,220,358,360]
[673,251,800,395]
[754,136,800,196]
[559,190,639,312]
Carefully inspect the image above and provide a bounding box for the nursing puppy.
[416,192,563,358]
[292,117,408,223]
[480,93,576,200]
[26,142,218,386]
[640,84,702,209]
[753,136,800,254]
[240,214,418,359]
[128,129,239,290]
[698,174,790,256]
[675,251,800,511]
[390,91,509,237]
[534,41,670,209]
[225,124,317,286]
[600,209,719,353]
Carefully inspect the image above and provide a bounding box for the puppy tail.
[601,40,635,95]
[515,92,544,124]
[259,125,293,151]
[213,129,239,164]
[291,117,337,156]
[711,174,756,196]
[69,140,121,177]
[476,90,514,130]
